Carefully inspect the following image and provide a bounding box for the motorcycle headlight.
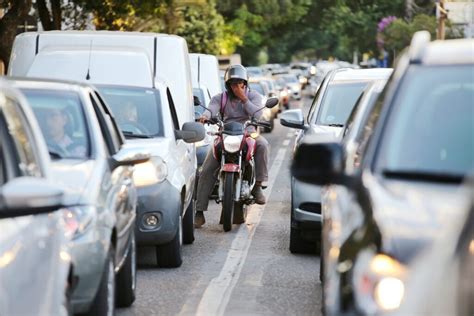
[352,250,406,314]
[133,157,168,187]
[63,206,95,238]
[223,135,243,153]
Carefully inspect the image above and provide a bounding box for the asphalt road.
[118,94,322,316]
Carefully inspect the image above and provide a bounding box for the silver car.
[96,82,205,268]
[280,68,393,253]
[10,78,149,315]
[0,80,73,316]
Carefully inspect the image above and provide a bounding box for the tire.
[156,215,183,268]
[182,198,195,244]
[222,172,235,232]
[116,231,136,307]
[289,224,315,254]
[86,247,115,316]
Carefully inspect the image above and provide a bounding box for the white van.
[8,31,204,268]
[189,53,222,97]
[9,31,194,127]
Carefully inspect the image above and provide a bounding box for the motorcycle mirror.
[265,97,279,109]
[193,96,202,106]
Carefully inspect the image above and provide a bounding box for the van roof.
[27,48,154,87]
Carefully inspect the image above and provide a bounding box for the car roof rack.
[409,31,431,64]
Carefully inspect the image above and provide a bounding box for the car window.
[249,82,264,96]
[98,85,164,138]
[166,89,180,131]
[315,82,367,126]
[22,89,90,160]
[193,88,206,112]
[2,95,43,178]
[93,91,125,145]
[307,75,329,124]
[375,65,474,178]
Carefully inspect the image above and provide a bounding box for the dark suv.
[292,32,474,315]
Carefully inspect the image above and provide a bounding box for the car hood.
[123,137,171,160]
[50,159,97,206]
[364,173,466,263]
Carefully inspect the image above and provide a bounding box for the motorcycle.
[203,97,279,231]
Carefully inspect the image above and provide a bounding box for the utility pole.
[437,0,448,40]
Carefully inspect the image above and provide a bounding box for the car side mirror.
[0,177,64,218]
[176,122,205,143]
[291,138,345,185]
[280,109,306,129]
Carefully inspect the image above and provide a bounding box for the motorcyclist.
[195,64,269,228]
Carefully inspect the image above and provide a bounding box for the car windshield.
[249,82,265,95]
[316,82,368,126]
[97,85,163,138]
[376,65,474,179]
[21,89,90,160]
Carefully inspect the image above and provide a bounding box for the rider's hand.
[198,116,207,124]
[231,82,249,103]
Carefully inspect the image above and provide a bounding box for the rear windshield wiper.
[382,169,464,184]
[122,131,152,139]
[326,123,344,127]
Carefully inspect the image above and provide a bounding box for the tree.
[36,0,61,30]
[0,0,33,69]
[383,14,436,55]
[175,1,226,54]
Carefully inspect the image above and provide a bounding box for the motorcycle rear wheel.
[222,172,235,232]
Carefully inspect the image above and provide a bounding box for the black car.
[292,32,474,314]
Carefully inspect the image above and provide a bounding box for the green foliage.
[383,14,437,54]
[175,2,225,54]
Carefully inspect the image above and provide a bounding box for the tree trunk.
[51,0,62,30]
[0,0,33,71]
[36,0,61,30]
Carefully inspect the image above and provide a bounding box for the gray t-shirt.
[203,89,264,125]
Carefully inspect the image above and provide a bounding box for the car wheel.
[116,231,136,307]
[182,198,195,244]
[86,247,115,316]
[156,215,183,268]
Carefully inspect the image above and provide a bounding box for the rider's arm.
[199,93,221,123]
[201,94,221,120]
[244,90,264,119]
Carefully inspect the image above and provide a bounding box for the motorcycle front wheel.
[222,172,235,232]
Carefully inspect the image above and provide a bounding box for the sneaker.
[194,211,206,228]
[251,185,266,205]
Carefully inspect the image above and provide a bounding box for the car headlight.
[223,135,243,153]
[352,250,406,314]
[63,206,95,238]
[133,157,167,187]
